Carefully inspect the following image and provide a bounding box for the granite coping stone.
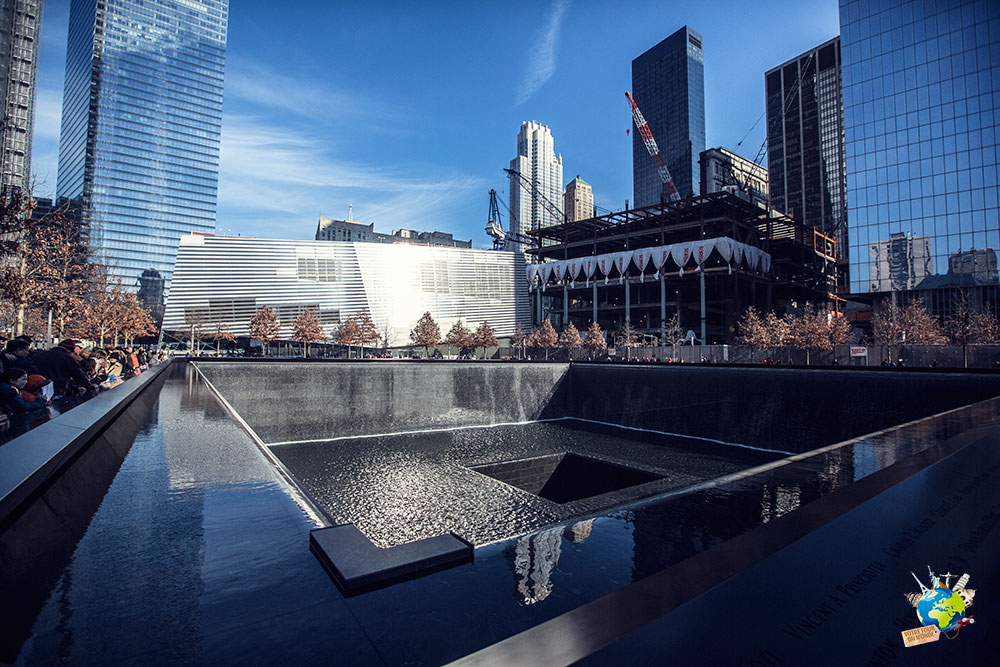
[309,523,474,596]
[0,361,173,525]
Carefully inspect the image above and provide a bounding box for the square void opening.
[471,452,663,504]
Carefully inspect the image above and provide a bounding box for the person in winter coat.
[0,368,48,414]
[31,339,93,398]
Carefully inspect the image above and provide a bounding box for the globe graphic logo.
[915,587,966,632]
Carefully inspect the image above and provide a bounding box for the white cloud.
[514,0,570,106]
[225,58,399,127]
[216,114,484,239]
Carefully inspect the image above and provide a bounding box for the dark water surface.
[5,363,1000,665]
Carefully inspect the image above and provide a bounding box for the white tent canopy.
[526,237,771,288]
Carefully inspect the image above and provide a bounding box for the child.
[0,368,48,414]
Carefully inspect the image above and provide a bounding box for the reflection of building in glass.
[842,0,1000,318]
[632,26,705,205]
[699,147,768,205]
[765,36,847,257]
[0,0,41,197]
[947,249,999,284]
[509,121,563,239]
[161,234,529,344]
[315,214,471,248]
[137,269,166,325]
[868,232,934,292]
[563,176,593,223]
[56,0,228,293]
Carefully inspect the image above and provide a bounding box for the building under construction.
[524,191,837,344]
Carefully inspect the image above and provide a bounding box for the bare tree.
[947,290,1000,366]
[377,319,396,352]
[444,319,472,357]
[472,321,498,359]
[736,306,767,361]
[335,316,363,359]
[410,311,441,357]
[615,319,639,360]
[118,291,156,347]
[248,306,281,356]
[293,309,327,357]
[211,321,236,356]
[356,311,381,354]
[510,323,527,360]
[558,322,582,358]
[786,303,829,365]
[899,299,946,345]
[582,321,607,354]
[535,318,558,360]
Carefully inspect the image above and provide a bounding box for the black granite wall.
[197,362,571,443]
[566,365,1000,452]
[197,361,1000,453]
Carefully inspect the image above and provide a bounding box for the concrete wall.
[566,364,1000,451]
[197,362,571,443]
[197,361,1000,453]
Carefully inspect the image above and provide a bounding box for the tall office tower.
[56,0,228,299]
[841,0,1000,315]
[0,0,41,198]
[563,175,593,223]
[631,26,705,207]
[509,121,563,238]
[765,37,847,258]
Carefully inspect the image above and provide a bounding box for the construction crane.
[625,91,681,202]
[485,188,538,250]
[504,168,566,225]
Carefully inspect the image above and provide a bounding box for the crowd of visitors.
[0,336,159,432]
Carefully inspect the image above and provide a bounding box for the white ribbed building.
[162,234,530,344]
[509,121,563,238]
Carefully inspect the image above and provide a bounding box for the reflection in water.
[508,519,595,605]
[760,484,802,524]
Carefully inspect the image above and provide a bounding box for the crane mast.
[625,91,681,202]
[484,188,538,250]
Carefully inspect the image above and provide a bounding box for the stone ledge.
[0,361,174,525]
[309,523,473,596]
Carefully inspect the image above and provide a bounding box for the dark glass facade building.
[56,0,228,294]
[631,26,705,206]
[766,36,847,259]
[841,0,1000,314]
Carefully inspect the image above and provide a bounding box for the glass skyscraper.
[631,26,705,206]
[841,0,999,314]
[766,37,847,259]
[56,0,228,299]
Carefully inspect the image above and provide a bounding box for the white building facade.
[162,235,530,345]
[509,121,563,238]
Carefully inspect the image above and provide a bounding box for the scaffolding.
[525,191,838,344]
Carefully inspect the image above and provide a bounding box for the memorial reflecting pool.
[2,361,999,665]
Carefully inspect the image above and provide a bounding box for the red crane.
[625,91,681,202]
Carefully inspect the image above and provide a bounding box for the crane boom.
[504,168,565,225]
[625,91,681,202]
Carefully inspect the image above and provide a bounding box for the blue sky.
[30,1,840,248]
